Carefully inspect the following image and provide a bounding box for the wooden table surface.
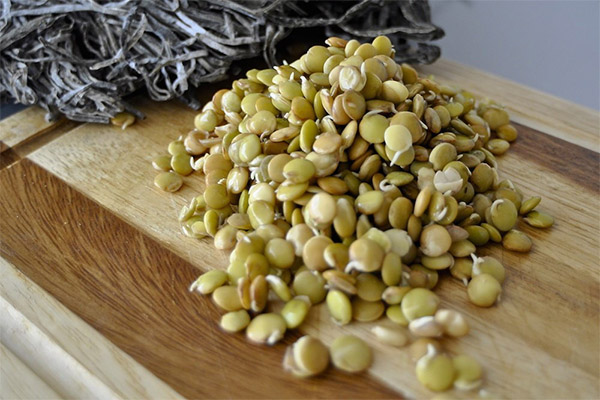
[1,59,599,399]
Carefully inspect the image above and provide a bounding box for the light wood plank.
[26,95,599,398]
[417,59,600,151]
[0,343,63,400]
[0,259,183,400]
[0,107,63,153]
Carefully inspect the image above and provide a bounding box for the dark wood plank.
[511,122,599,192]
[0,159,400,399]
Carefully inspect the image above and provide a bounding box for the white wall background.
[430,0,599,110]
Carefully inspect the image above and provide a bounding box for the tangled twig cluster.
[0,0,443,123]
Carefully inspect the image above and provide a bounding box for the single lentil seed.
[371,325,409,347]
[468,273,502,307]
[452,355,483,390]
[220,310,251,333]
[152,155,172,171]
[303,235,333,271]
[386,305,410,326]
[330,335,372,373]
[246,313,287,345]
[266,274,292,302]
[523,210,554,228]
[283,335,329,378]
[502,229,533,252]
[292,270,327,304]
[281,296,311,329]
[326,289,352,325]
[520,196,541,215]
[154,172,183,192]
[189,270,228,295]
[401,288,440,321]
[355,273,386,302]
[352,298,385,322]
[212,285,244,311]
[416,347,456,392]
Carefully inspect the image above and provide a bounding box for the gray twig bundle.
[0,0,443,123]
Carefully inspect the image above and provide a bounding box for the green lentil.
[449,239,476,258]
[371,325,409,347]
[326,289,352,325]
[220,310,251,333]
[502,229,533,252]
[524,210,554,228]
[281,296,311,329]
[420,224,453,257]
[481,223,502,243]
[409,315,444,338]
[283,335,329,378]
[348,237,384,272]
[154,172,183,192]
[330,335,372,373]
[382,286,411,305]
[489,199,518,232]
[472,255,505,283]
[212,285,244,311]
[152,155,172,171]
[352,298,385,322]
[452,355,483,390]
[434,309,469,337]
[355,273,386,302]
[246,313,287,345]
[520,196,541,215]
[386,305,409,326]
[450,258,473,283]
[416,348,456,392]
[265,238,295,269]
[189,270,228,295]
[381,252,403,286]
[292,270,327,304]
[265,274,292,302]
[467,273,502,307]
[410,338,442,362]
[401,288,440,321]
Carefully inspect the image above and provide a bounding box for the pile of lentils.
[152,35,554,393]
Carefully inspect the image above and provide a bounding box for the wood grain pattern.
[0,259,183,400]
[0,160,399,400]
[18,93,599,398]
[418,59,600,151]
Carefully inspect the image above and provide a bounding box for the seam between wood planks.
[0,118,80,170]
[0,107,66,151]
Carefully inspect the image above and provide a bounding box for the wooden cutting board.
[1,59,599,399]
